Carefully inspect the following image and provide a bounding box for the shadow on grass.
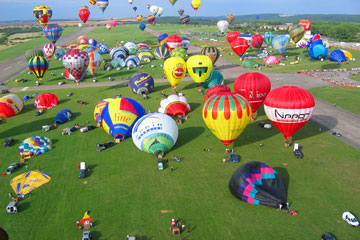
[19,201,30,213]
[58,98,71,105]
[181,82,198,91]
[320,63,341,69]
[152,84,170,93]
[20,102,36,115]
[87,164,97,177]
[0,117,54,139]
[172,127,205,150]
[189,102,201,112]
[91,230,102,239]
[274,167,290,194]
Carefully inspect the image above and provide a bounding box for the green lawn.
[350,73,360,82]
[0,81,359,239]
[0,27,78,62]
[309,86,360,115]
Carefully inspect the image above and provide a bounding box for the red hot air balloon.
[62,49,90,85]
[167,35,182,50]
[227,32,240,44]
[78,6,90,23]
[234,72,271,118]
[264,86,315,142]
[230,38,249,57]
[251,34,264,48]
[298,20,311,31]
[204,85,231,103]
[35,93,58,110]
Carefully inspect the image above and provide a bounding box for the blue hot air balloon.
[329,49,346,62]
[181,37,191,50]
[158,33,168,45]
[88,39,97,47]
[139,23,146,31]
[55,109,72,124]
[202,70,224,89]
[129,72,155,95]
[271,35,289,56]
[43,24,63,44]
[98,43,109,54]
[262,32,274,46]
[308,40,328,60]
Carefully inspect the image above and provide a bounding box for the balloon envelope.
[132,113,178,155]
[186,55,213,83]
[229,161,287,208]
[200,47,220,65]
[154,44,170,60]
[158,94,191,117]
[62,49,90,83]
[35,93,58,110]
[78,6,90,23]
[227,32,240,44]
[271,35,289,56]
[202,70,224,89]
[42,24,62,44]
[203,85,231,103]
[28,56,49,82]
[10,171,51,195]
[163,57,187,88]
[0,94,24,118]
[217,20,229,34]
[18,136,52,159]
[230,38,249,56]
[129,72,154,95]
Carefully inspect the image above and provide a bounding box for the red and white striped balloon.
[62,49,89,84]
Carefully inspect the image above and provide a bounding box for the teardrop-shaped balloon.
[163,57,187,88]
[186,55,213,83]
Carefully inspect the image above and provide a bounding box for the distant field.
[0,81,359,239]
[309,86,360,115]
[0,27,78,62]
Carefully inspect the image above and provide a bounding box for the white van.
[6,201,17,214]
[79,162,86,178]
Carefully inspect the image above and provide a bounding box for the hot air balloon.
[33,6,52,26]
[129,72,154,95]
[238,34,252,46]
[163,57,187,88]
[0,94,24,119]
[94,98,113,125]
[147,15,156,25]
[77,36,88,45]
[43,43,55,59]
[78,23,83,28]
[137,43,148,49]
[64,68,86,81]
[137,48,154,62]
[170,47,187,59]
[227,32,240,44]
[136,14,143,22]
[308,40,328,60]
[271,35,289,56]
[154,44,170,60]
[157,7,164,17]
[178,9,184,16]
[18,136,52,159]
[87,51,102,76]
[180,14,191,25]
[110,47,127,61]
[262,32,274,46]
[226,14,235,24]
[125,55,140,69]
[150,6,159,16]
[89,0,97,6]
[34,93,58,110]
[234,72,271,118]
[203,85,231,103]
[202,70,224,89]
[341,50,353,60]
[186,55,213,84]
[167,35,182,50]
[133,7,137,12]
[229,161,287,208]
[158,33,168,45]
[128,0,133,4]
[10,171,51,196]
[329,50,347,62]
[25,49,44,61]
[98,43,109,54]
[97,0,109,13]
[264,86,315,142]
[88,39,97,47]
[264,56,280,65]
[78,6,90,23]
[28,56,48,83]
[200,46,220,65]
[62,49,90,84]
[132,113,178,156]
[288,24,305,44]
[43,24,63,44]
[101,97,146,141]
[299,20,311,31]
[158,94,191,117]
[169,0,177,6]
[55,109,72,124]
[111,20,117,27]
[231,38,249,57]
[146,4,151,9]
[191,0,201,10]
[106,23,112,30]
[181,37,191,50]
[54,48,66,61]
[139,23,146,31]
[124,42,137,55]
[202,92,252,146]
[296,39,308,48]
[251,34,264,48]
[217,20,229,34]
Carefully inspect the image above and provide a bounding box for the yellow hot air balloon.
[191,0,201,10]
[89,0,97,6]
[202,92,252,146]
[163,57,187,89]
[186,55,213,84]
[32,6,52,26]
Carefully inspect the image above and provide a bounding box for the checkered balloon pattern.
[63,49,89,82]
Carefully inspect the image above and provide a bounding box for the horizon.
[0,0,359,22]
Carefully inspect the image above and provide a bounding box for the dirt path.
[0,27,95,84]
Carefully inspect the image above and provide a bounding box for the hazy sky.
[0,0,359,21]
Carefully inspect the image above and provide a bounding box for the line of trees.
[0,27,41,45]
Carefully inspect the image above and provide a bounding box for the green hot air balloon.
[25,48,44,62]
[288,24,305,44]
[170,47,187,60]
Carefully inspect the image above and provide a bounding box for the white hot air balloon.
[157,7,164,17]
[150,5,159,16]
[128,0,134,4]
[158,95,191,117]
[217,20,230,34]
[78,22,83,28]
[132,112,178,156]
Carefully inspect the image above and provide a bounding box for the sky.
[0,0,359,21]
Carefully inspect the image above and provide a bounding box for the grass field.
[0,27,78,62]
[0,81,359,239]
[350,73,360,82]
[309,86,360,115]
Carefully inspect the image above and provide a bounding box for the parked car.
[79,162,86,178]
[6,201,18,214]
[6,162,21,175]
[82,231,92,240]
[293,143,303,159]
[1,89,10,94]
[342,211,359,227]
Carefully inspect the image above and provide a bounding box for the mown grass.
[309,86,360,115]
[0,81,359,240]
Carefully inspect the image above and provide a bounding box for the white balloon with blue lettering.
[132,113,178,155]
